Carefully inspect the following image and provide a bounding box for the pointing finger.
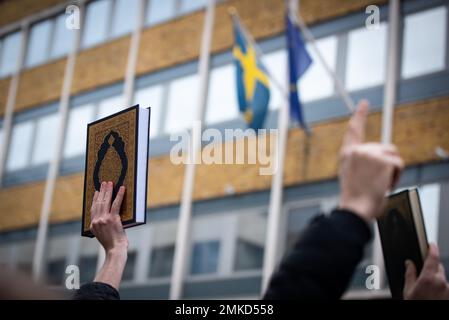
[343,99,369,148]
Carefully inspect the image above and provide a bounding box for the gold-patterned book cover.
[82,105,150,237]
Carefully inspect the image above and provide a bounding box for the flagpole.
[169,0,215,300]
[376,0,401,291]
[289,11,355,113]
[32,2,84,282]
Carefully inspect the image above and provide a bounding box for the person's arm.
[74,182,128,300]
[263,209,371,299]
[264,100,404,299]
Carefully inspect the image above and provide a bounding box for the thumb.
[403,259,417,297]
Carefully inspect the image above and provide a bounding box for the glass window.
[50,13,75,59]
[402,6,447,79]
[147,219,177,278]
[82,0,112,48]
[134,84,164,138]
[26,19,53,68]
[419,183,440,244]
[15,241,34,276]
[46,258,66,285]
[31,113,59,166]
[180,0,208,14]
[79,255,98,284]
[206,64,239,124]
[6,120,34,171]
[286,205,320,251]
[300,36,338,101]
[165,73,198,134]
[122,251,136,282]
[0,31,22,77]
[64,104,96,158]
[234,211,266,272]
[234,239,264,271]
[149,245,175,278]
[146,0,177,25]
[346,23,387,91]
[111,0,140,38]
[263,50,287,110]
[191,241,220,275]
[97,95,125,119]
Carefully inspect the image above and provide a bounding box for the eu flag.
[286,12,312,130]
[232,20,270,130]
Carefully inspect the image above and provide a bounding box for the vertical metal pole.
[261,0,295,296]
[0,23,30,185]
[375,0,401,289]
[123,0,146,107]
[32,2,84,282]
[169,0,215,300]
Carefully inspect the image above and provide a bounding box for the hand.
[90,181,128,254]
[338,100,404,222]
[404,243,449,300]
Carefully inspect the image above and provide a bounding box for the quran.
[81,105,150,237]
[377,188,428,299]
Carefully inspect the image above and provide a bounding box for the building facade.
[0,0,448,299]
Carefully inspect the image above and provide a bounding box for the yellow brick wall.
[0,0,65,28]
[0,96,448,232]
[0,0,387,116]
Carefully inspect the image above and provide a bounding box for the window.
[346,23,387,91]
[79,255,98,284]
[146,0,177,25]
[165,73,198,133]
[402,6,447,79]
[191,241,220,275]
[82,0,112,48]
[263,50,287,110]
[64,104,96,158]
[31,113,59,166]
[26,20,53,68]
[97,95,125,119]
[180,0,208,14]
[300,36,338,101]
[6,120,34,171]
[285,205,320,251]
[206,64,239,124]
[122,251,137,281]
[111,0,140,38]
[50,13,75,59]
[0,31,22,77]
[46,258,66,285]
[149,245,175,278]
[234,239,264,271]
[419,183,441,244]
[134,84,164,137]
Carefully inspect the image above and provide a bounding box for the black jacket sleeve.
[73,282,120,300]
[263,209,372,300]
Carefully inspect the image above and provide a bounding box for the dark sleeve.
[263,209,372,300]
[73,282,120,300]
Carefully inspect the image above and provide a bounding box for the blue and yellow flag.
[232,20,270,130]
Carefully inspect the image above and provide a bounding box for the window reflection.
[82,0,111,48]
[6,120,34,171]
[0,31,21,77]
[346,23,387,91]
[31,113,59,166]
[26,20,53,68]
[402,6,447,79]
[64,104,96,158]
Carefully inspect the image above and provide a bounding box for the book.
[377,188,428,299]
[81,104,150,237]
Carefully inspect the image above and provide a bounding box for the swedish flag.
[232,20,270,130]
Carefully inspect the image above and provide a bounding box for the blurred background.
[0,0,448,299]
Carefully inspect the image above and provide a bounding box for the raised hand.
[338,100,404,222]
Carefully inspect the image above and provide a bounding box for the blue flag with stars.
[232,19,270,130]
[286,12,312,130]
